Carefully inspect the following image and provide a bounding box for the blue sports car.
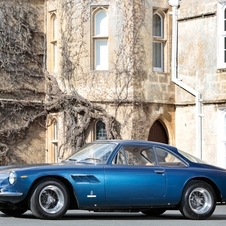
[0,140,226,220]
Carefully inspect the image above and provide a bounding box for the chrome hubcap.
[188,187,212,214]
[39,185,64,214]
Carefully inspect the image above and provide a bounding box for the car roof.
[91,139,178,151]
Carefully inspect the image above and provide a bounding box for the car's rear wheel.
[0,208,27,217]
[141,208,166,216]
[180,180,216,220]
[30,178,69,219]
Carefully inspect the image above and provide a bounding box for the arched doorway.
[148,120,168,144]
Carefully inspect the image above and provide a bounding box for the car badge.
[87,190,96,198]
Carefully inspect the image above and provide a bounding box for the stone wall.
[0,0,46,165]
[174,0,226,166]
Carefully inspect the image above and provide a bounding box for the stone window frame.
[46,114,59,163]
[217,108,226,167]
[153,10,166,72]
[91,6,109,70]
[47,11,58,73]
[52,120,59,162]
[223,110,226,149]
[51,12,58,73]
[217,2,226,69]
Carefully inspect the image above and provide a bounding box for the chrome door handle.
[154,170,165,174]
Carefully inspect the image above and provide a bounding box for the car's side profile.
[0,140,226,220]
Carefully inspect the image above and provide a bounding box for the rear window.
[178,150,206,163]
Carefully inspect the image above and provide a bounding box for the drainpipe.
[168,0,203,158]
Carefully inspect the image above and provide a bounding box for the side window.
[153,12,165,72]
[112,147,127,164]
[124,149,143,165]
[141,148,156,165]
[112,146,156,166]
[155,147,186,167]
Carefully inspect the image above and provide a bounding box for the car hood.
[0,161,101,174]
[0,164,52,172]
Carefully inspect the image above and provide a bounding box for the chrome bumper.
[0,190,23,196]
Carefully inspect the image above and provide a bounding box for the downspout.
[168,0,203,158]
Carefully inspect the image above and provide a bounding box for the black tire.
[141,208,166,216]
[0,208,27,217]
[30,178,70,219]
[180,180,216,220]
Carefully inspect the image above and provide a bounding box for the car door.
[104,146,167,207]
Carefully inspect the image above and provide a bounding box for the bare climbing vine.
[0,0,148,164]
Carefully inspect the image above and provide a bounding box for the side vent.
[71,175,100,183]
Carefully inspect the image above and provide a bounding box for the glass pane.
[95,39,108,70]
[112,147,127,164]
[153,42,162,68]
[124,149,143,165]
[96,121,107,140]
[224,9,226,31]
[54,121,58,140]
[224,114,226,139]
[52,14,57,40]
[95,11,108,36]
[224,37,226,63]
[141,148,156,165]
[224,49,226,63]
[54,144,58,163]
[53,43,58,73]
[155,147,186,167]
[67,143,116,164]
[153,14,162,37]
[224,19,226,32]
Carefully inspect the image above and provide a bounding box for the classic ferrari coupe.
[0,140,226,220]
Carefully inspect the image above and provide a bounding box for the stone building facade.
[45,0,226,167]
[45,0,176,163]
[176,0,226,167]
[0,0,225,167]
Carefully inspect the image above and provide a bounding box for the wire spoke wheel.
[30,178,69,219]
[180,180,216,220]
[39,185,65,214]
[188,187,212,214]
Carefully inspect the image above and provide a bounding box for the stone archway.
[148,120,168,144]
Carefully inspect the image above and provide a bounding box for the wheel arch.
[26,176,79,209]
[182,177,222,202]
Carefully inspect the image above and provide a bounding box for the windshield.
[178,150,206,163]
[66,143,117,164]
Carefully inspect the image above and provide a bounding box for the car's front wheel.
[180,180,216,220]
[30,178,70,219]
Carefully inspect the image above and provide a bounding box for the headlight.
[9,171,17,185]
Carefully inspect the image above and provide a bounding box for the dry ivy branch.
[0,0,148,164]
[0,0,121,164]
[113,0,147,118]
[45,71,121,154]
[0,0,46,164]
